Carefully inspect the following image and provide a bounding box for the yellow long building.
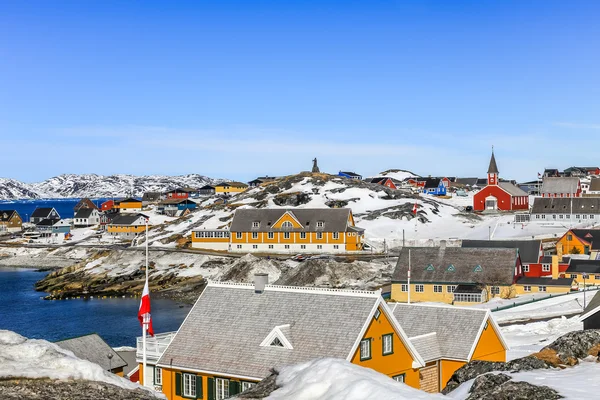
[191,208,365,253]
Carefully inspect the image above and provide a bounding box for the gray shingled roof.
[581,291,600,321]
[230,208,355,233]
[566,260,600,274]
[392,304,490,361]
[409,333,442,362]
[498,181,528,196]
[532,197,600,214]
[31,207,57,218]
[515,277,573,286]
[74,208,95,219]
[110,213,148,225]
[157,284,381,379]
[56,334,127,371]
[541,177,580,195]
[392,247,519,285]
[461,240,541,264]
[590,178,600,192]
[488,152,499,174]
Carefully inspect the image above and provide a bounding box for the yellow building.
[565,259,600,288]
[514,255,574,294]
[391,246,522,305]
[0,209,23,232]
[116,198,143,213]
[391,303,508,391]
[140,278,426,399]
[557,229,600,256]
[214,181,248,194]
[107,213,150,239]
[191,208,365,254]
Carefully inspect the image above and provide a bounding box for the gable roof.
[515,277,574,286]
[392,247,519,285]
[339,171,361,177]
[461,239,541,264]
[454,178,479,186]
[157,283,422,379]
[590,178,600,192]
[423,178,442,189]
[119,197,141,203]
[566,260,600,274]
[0,210,18,222]
[215,181,248,187]
[55,333,127,371]
[391,303,507,362]
[532,197,600,214]
[31,207,58,218]
[488,151,499,174]
[498,181,528,196]
[142,192,162,201]
[199,184,216,190]
[74,208,96,219]
[74,198,98,211]
[581,291,600,321]
[568,229,600,250]
[109,213,148,226]
[541,177,580,195]
[229,208,355,233]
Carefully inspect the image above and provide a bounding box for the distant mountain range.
[0,174,222,200]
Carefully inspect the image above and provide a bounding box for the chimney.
[552,255,559,280]
[439,240,447,250]
[254,273,269,294]
[556,242,563,258]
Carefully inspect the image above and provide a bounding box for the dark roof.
[31,207,57,218]
[516,277,573,286]
[110,214,148,225]
[142,192,162,201]
[199,184,215,190]
[339,171,361,177]
[454,284,485,294]
[540,256,570,264]
[74,208,96,219]
[159,199,197,205]
[215,181,248,187]
[74,198,98,211]
[488,151,499,174]
[0,210,17,222]
[566,260,600,274]
[532,198,600,214]
[498,182,529,196]
[454,178,479,186]
[590,178,600,192]
[230,208,355,233]
[119,197,141,203]
[476,178,488,186]
[56,333,127,371]
[423,178,442,189]
[581,291,600,321]
[392,247,519,285]
[541,177,580,195]
[568,229,600,250]
[36,219,56,227]
[461,240,542,264]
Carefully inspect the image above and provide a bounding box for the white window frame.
[268,232,274,239]
[154,367,162,385]
[433,285,442,293]
[359,338,371,360]
[183,373,196,398]
[523,265,529,272]
[241,381,256,392]
[332,232,339,239]
[524,285,531,292]
[252,221,260,228]
[491,286,500,295]
[300,232,306,239]
[252,232,258,239]
[236,232,242,239]
[317,221,324,228]
[415,284,424,293]
[382,333,393,355]
[401,284,408,292]
[538,286,547,292]
[393,374,405,383]
[284,232,290,239]
[215,377,229,400]
[317,232,323,240]
[446,285,456,293]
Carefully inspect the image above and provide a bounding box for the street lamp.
[583,272,589,309]
[107,353,113,374]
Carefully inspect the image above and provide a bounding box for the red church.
[473,151,529,211]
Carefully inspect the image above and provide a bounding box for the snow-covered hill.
[0,174,222,200]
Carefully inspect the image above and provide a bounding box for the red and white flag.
[412,202,418,214]
[138,279,154,337]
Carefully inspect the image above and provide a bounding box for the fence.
[490,287,600,312]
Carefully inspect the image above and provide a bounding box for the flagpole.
[407,249,411,304]
[142,218,148,386]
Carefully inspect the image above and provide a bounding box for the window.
[539,286,547,292]
[268,232,274,239]
[333,245,339,249]
[360,338,371,361]
[446,285,456,293]
[317,221,324,228]
[300,232,306,239]
[154,367,162,385]
[270,337,284,347]
[491,286,500,295]
[268,244,273,249]
[216,378,229,400]
[571,274,578,279]
[392,374,405,383]
[542,264,550,272]
[401,284,408,292]
[252,232,258,239]
[523,265,529,272]
[300,244,306,249]
[524,285,531,292]
[252,221,260,228]
[236,232,242,239]
[333,232,339,239]
[447,264,456,272]
[595,275,600,280]
[284,245,290,249]
[282,221,293,230]
[241,382,256,392]
[252,245,258,249]
[433,285,442,293]
[382,333,393,355]
[237,244,242,249]
[576,214,580,219]
[374,309,381,320]
[453,293,483,303]
[425,264,435,271]
[317,232,323,240]
[284,232,290,239]
[474,265,483,272]
[415,284,424,293]
[183,373,196,397]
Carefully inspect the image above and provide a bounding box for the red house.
[164,188,189,199]
[473,151,529,212]
[101,200,115,212]
[369,177,398,190]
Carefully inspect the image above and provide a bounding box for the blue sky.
[1,1,599,183]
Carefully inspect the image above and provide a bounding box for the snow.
[378,170,419,181]
[0,330,163,397]
[267,358,443,400]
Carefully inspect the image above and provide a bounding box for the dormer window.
[252,221,260,228]
[317,221,324,228]
[282,221,293,230]
[270,337,284,347]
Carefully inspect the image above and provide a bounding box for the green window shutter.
[207,377,215,400]
[175,372,182,396]
[229,381,239,396]
[196,376,203,399]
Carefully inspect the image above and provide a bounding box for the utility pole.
[583,272,588,309]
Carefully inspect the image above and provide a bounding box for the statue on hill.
[312,158,320,173]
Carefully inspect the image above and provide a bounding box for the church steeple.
[487,147,499,185]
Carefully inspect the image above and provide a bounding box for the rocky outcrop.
[442,357,551,394]
[466,373,562,400]
[272,192,311,207]
[0,378,162,400]
[236,372,278,398]
[532,329,600,366]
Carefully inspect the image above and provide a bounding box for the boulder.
[272,192,311,207]
[466,374,562,400]
[236,372,278,398]
[533,329,600,366]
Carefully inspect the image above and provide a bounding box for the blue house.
[52,219,72,235]
[423,178,447,196]
[158,199,197,217]
[338,171,362,180]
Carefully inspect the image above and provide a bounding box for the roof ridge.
[409,332,437,340]
[207,281,382,297]
[391,302,488,313]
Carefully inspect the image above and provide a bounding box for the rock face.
[442,357,551,394]
[533,329,600,366]
[0,378,161,400]
[466,373,562,400]
[236,372,278,399]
